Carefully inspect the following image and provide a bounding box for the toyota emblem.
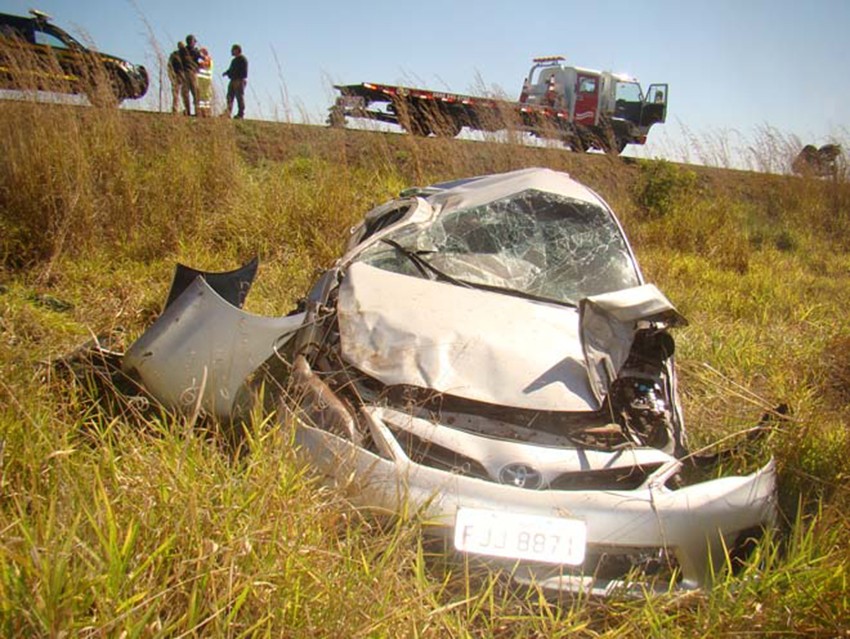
[499,463,543,489]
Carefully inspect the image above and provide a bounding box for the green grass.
[1,93,850,636]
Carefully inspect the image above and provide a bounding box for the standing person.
[167,41,186,114]
[196,47,213,117]
[222,44,248,119]
[180,34,202,115]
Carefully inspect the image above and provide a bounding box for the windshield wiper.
[455,279,577,308]
[379,239,575,306]
[380,239,471,288]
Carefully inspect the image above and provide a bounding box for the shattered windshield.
[356,189,640,305]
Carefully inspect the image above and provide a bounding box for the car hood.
[338,262,598,412]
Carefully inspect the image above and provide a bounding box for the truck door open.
[640,84,668,126]
[574,73,599,126]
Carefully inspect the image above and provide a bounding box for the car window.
[34,29,70,49]
[578,77,597,94]
[615,81,643,103]
[359,204,412,244]
[357,189,640,305]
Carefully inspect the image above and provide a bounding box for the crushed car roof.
[423,167,610,213]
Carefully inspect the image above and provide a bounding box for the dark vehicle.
[0,9,148,104]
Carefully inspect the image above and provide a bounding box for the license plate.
[454,507,587,565]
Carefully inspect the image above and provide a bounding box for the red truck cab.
[520,56,667,150]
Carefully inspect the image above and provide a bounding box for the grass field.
[1,98,849,637]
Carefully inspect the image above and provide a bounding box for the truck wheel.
[570,135,589,153]
[401,114,431,137]
[394,99,434,136]
[609,137,628,155]
[327,105,345,128]
[598,124,627,155]
[431,114,462,138]
[594,133,625,155]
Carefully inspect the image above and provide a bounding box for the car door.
[0,20,37,89]
[574,73,600,126]
[31,23,83,90]
[640,83,668,126]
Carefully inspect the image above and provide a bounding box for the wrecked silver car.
[117,167,776,596]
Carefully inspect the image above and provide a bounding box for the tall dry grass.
[642,120,848,178]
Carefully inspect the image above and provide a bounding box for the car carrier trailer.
[328,56,667,155]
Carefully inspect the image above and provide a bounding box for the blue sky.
[2,0,848,165]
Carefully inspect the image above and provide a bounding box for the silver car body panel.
[291,412,776,592]
[368,404,677,478]
[122,277,305,420]
[338,261,597,412]
[424,168,610,220]
[580,284,688,405]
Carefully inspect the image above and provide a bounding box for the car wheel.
[86,84,121,107]
[85,70,123,107]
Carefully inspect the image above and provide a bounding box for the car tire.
[86,84,121,107]
[84,68,124,107]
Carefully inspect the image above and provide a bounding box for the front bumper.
[291,408,776,594]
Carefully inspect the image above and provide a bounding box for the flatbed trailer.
[328,57,668,155]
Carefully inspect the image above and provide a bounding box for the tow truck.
[328,56,667,154]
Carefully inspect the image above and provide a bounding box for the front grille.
[388,424,661,491]
[548,464,662,491]
[389,427,492,481]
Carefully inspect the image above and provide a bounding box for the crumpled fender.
[580,284,687,405]
[122,276,304,421]
[164,257,259,310]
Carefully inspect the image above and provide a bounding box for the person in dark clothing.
[223,44,248,119]
[180,34,202,115]
[167,42,186,114]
